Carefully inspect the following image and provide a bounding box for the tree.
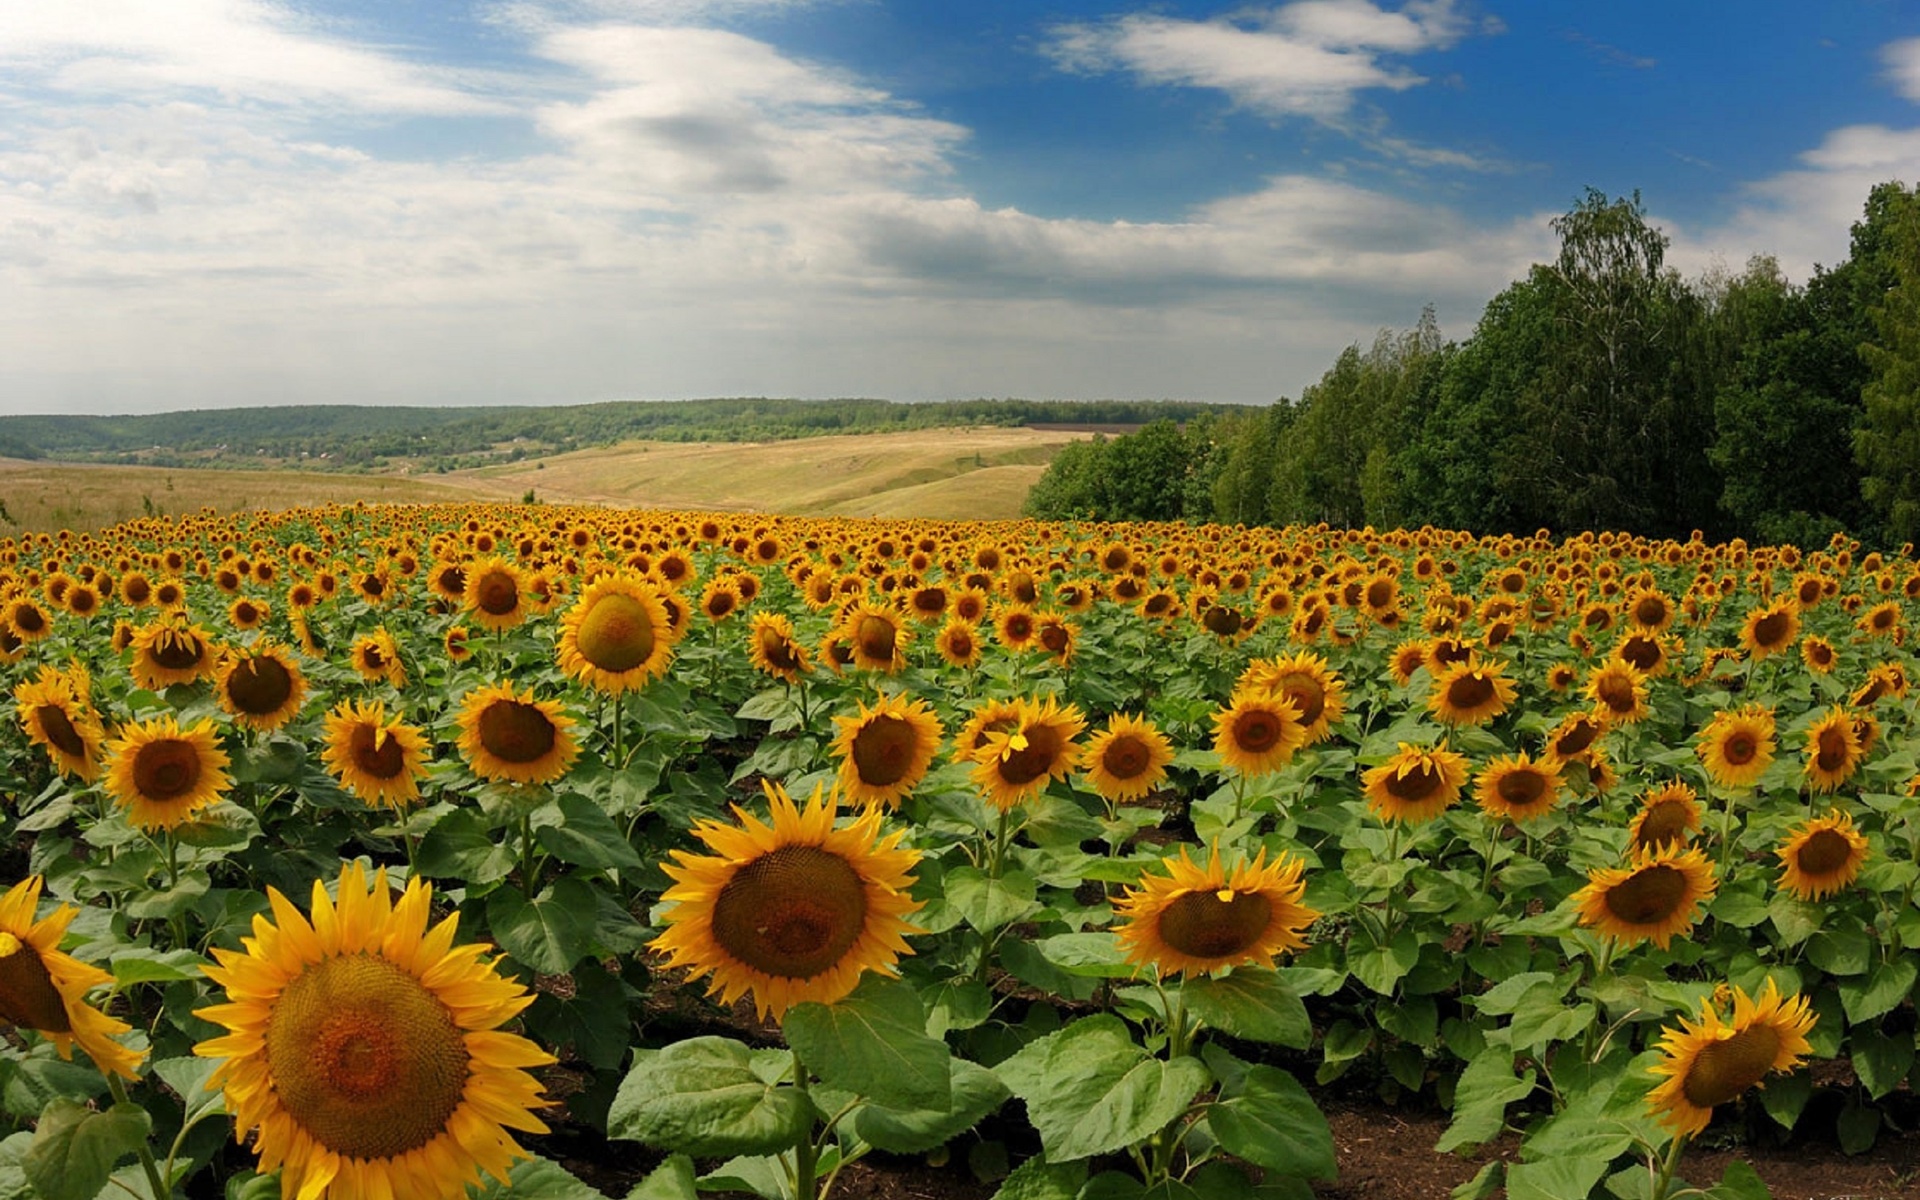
[1855,183,1920,544]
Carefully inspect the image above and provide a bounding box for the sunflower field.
[2,503,1918,1200]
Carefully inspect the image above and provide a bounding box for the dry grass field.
[452,427,1082,520]
[0,461,478,534]
[0,427,1085,532]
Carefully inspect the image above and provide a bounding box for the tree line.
[1026,181,1920,547]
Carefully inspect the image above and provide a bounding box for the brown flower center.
[1101,734,1152,781]
[1446,673,1496,712]
[225,656,295,716]
[1681,1025,1782,1110]
[0,933,70,1033]
[1795,828,1855,876]
[1633,801,1692,850]
[472,569,519,617]
[266,954,469,1160]
[1814,727,1852,773]
[1602,864,1687,925]
[577,593,656,672]
[1232,709,1285,754]
[1384,760,1445,803]
[850,716,918,788]
[1158,889,1272,959]
[35,705,87,757]
[855,615,897,663]
[476,700,557,765]
[132,738,202,801]
[1722,733,1757,766]
[711,847,869,979]
[998,723,1064,786]
[349,723,408,781]
[1496,768,1550,809]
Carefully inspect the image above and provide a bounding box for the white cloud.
[1048,1,1469,119]
[0,0,504,114]
[1884,37,1920,102]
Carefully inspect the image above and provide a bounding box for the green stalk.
[790,1049,819,1200]
[1649,1132,1690,1200]
[104,1074,169,1200]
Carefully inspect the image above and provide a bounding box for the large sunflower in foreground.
[968,695,1087,810]
[214,641,308,732]
[0,877,142,1079]
[1081,712,1175,804]
[104,715,232,832]
[1113,845,1318,977]
[1775,809,1870,900]
[557,571,675,695]
[1645,978,1815,1136]
[1696,704,1775,790]
[455,683,579,785]
[831,693,943,807]
[1571,843,1717,950]
[1361,743,1469,825]
[653,781,923,1020]
[195,862,553,1200]
[13,664,104,781]
[321,699,433,811]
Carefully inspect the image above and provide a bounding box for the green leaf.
[925,980,993,1036]
[627,1155,698,1200]
[415,807,517,884]
[110,947,211,986]
[1450,1162,1502,1200]
[1804,920,1873,977]
[1180,969,1312,1049]
[1759,1069,1811,1131]
[1836,1098,1880,1155]
[852,1059,1011,1153]
[700,1153,793,1200]
[988,1156,1087,1200]
[1346,924,1419,995]
[1508,1003,1595,1055]
[125,874,209,920]
[487,876,598,973]
[535,794,645,870]
[946,866,1039,932]
[1838,956,1918,1024]
[1849,1028,1914,1100]
[23,1098,151,1200]
[1436,1052,1535,1153]
[1206,1065,1335,1181]
[1701,1160,1771,1200]
[1503,1157,1609,1200]
[609,1037,810,1158]
[995,1015,1212,1162]
[153,1056,226,1123]
[1767,892,1820,947]
[783,976,952,1112]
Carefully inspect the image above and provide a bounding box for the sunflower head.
[831,693,943,808]
[130,616,220,690]
[1474,752,1561,824]
[1775,809,1870,901]
[13,666,104,781]
[1082,712,1175,804]
[1739,602,1799,659]
[1361,742,1469,825]
[195,863,554,1199]
[558,571,675,695]
[0,877,143,1078]
[1114,845,1318,977]
[104,715,232,832]
[1586,660,1649,727]
[1212,689,1306,778]
[747,611,810,684]
[456,682,579,786]
[1427,654,1515,727]
[839,602,909,673]
[462,556,528,631]
[321,698,433,810]
[1628,782,1702,853]
[1696,704,1776,790]
[214,641,308,731]
[1646,978,1815,1136]
[935,618,982,669]
[653,781,924,1020]
[1572,843,1717,950]
[1238,652,1345,745]
[967,695,1087,810]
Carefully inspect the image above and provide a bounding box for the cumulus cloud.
[1885,38,1920,102]
[1047,0,1471,119]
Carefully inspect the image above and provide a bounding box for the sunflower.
[1739,601,1799,660]
[1212,690,1305,778]
[830,693,943,808]
[1800,635,1838,674]
[1361,743,1469,826]
[1625,587,1675,632]
[1628,783,1702,853]
[462,556,527,632]
[968,695,1087,810]
[1775,809,1870,900]
[700,577,742,624]
[653,781,923,1020]
[1571,843,1717,950]
[103,715,232,832]
[995,605,1038,653]
[227,595,268,632]
[350,629,407,689]
[557,572,674,695]
[13,666,104,780]
[1427,655,1515,727]
[214,642,308,732]
[1388,639,1431,687]
[1474,752,1562,824]
[427,560,468,604]
[195,863,554,1200]
[746,611,810,684]
[1696,705,1776,790]
[455,683,579,786]
[934,618,982,669]
[1857,600,1903,640]
[1799,705,1863,793]
[1645,978,1816,1136]
[1034,612,1077,667]
[5,597,51,643]
[0,878,142,1079]
[130,617,219,690]
[1238,652,1345,746]
[839,602,909,673]
[1586,660,1649,727]
[444,625,471,662]
[321,699,433,811]
[1113,845,1317,977]
[1081,713,1175,805]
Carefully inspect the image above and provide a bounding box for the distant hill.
[0,397,1239,472]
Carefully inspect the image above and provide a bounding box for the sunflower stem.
[1649,1131,1690,1200]
[105,1073,169,1200]
[164,832,179,891]
[789,1048,820,1200]
[519,813,537,899]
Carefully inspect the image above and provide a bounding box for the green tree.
[1023,437,1110,519]
[1855,183,1920,543]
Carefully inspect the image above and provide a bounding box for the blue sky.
[1,0,1917,416]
